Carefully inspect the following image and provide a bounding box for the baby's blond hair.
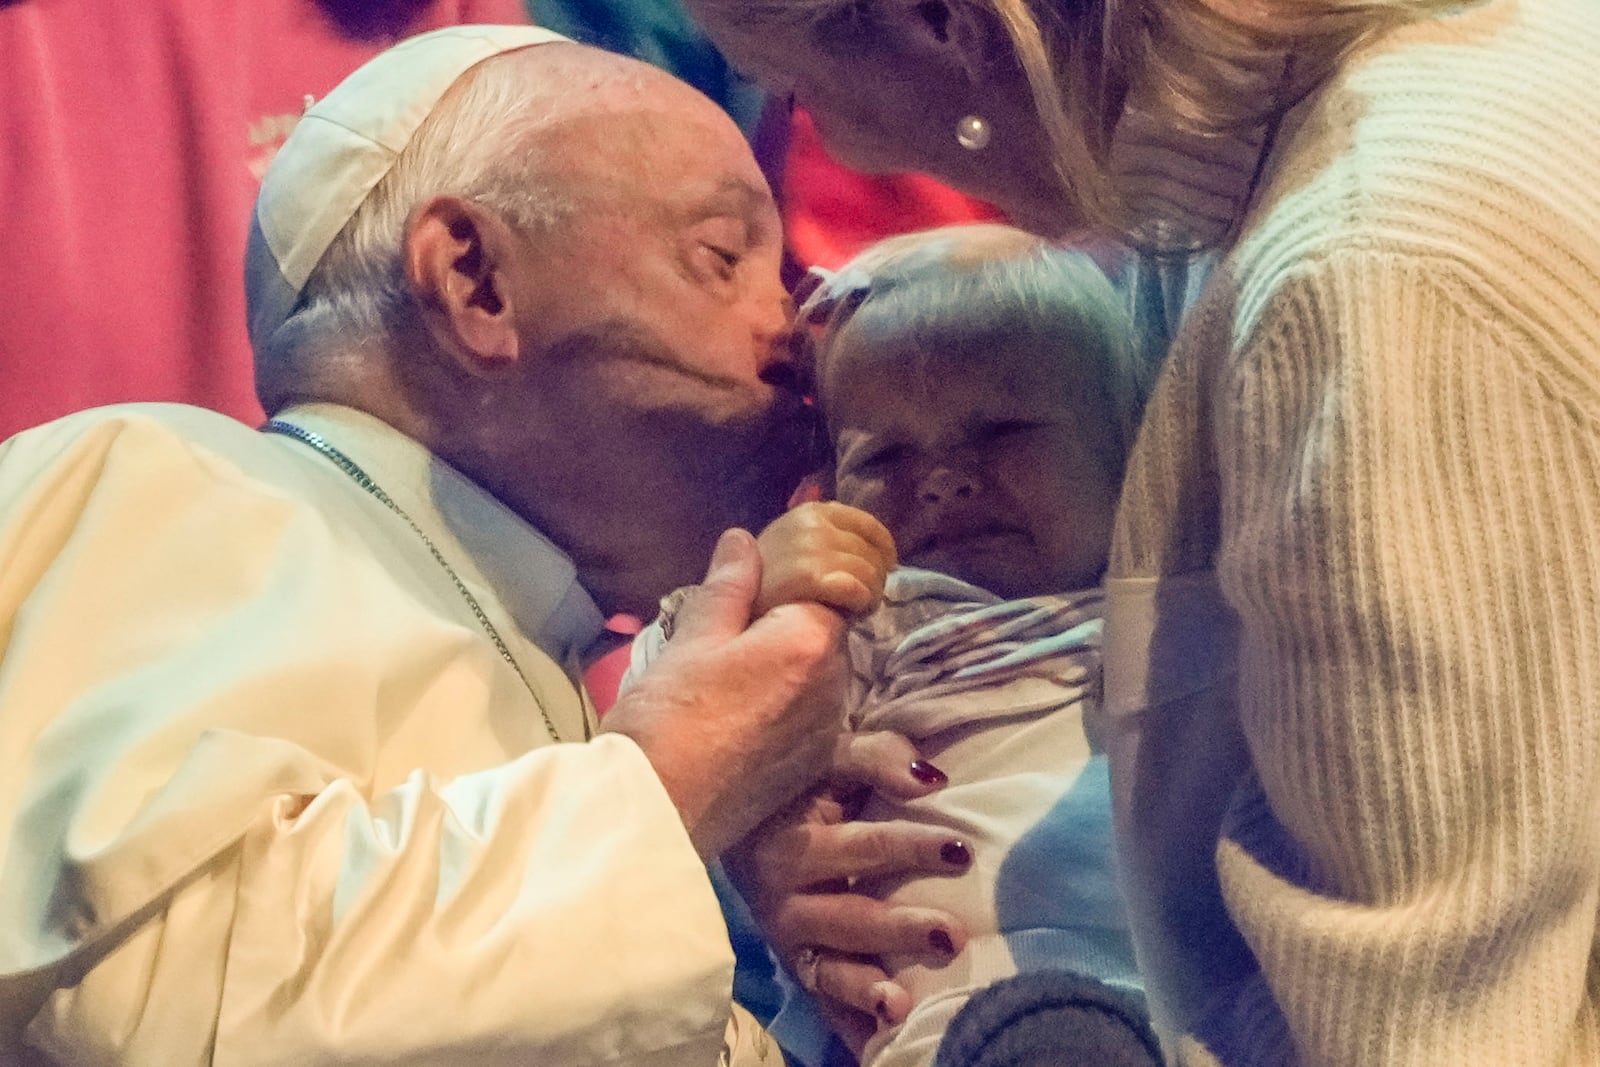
[800,223,1147,486]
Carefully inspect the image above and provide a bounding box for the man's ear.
[404,195,524,377]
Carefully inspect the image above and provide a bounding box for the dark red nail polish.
[929,928,956,955]
[940,840,972,868]
[876,999,893,1024]
[909,760,947,786]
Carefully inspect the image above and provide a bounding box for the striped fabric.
[846,567,1103,738]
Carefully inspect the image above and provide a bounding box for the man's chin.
[734,397,826,519]
[566,393,823,608]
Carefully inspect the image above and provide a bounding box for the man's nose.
[918,465,981,504]
[755,290,808,394]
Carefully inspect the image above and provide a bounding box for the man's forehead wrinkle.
[534,98,715,157]
[534,118,769,225]
[674,175,771,227]
[519,111,656,194]
[709,176,772,212]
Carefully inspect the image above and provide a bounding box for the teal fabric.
[526,0,765,134]
[707,862,786,1028]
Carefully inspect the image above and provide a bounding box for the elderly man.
[0,27,962,1066]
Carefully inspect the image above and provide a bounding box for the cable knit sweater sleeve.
[1197,247,1600,1066]
[1103,2,1600,1061]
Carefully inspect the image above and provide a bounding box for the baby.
[638,223,1157,1067]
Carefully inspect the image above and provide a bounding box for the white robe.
[0,402,737,1065]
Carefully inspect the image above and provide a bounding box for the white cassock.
[0,402,744,1066]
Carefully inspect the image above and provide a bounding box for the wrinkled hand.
[727,731,973,1056]
[754,501,897,617]
[602,528,849,858]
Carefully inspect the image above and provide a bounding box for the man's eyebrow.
[691,176,771,219]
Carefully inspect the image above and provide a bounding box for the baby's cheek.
[830,474,898,532]
[829,471,876,511]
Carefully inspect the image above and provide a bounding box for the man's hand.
[602,528,849,858]
[754,501,897,617]
[727,732,974,1055]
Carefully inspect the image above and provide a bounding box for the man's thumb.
[671,528,761,643]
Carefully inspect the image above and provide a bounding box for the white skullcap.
[245,24,570,353]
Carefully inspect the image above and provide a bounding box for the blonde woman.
[682,0,1600,1063]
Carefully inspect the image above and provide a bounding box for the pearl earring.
[955,114,991,150]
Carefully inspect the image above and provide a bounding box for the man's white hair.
[259,50,573,406]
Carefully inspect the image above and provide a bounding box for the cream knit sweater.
[1102,0,1600,1063]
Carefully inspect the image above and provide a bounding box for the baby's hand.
[755,502,897,617]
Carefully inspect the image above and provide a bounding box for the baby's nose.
[918,466,981,504]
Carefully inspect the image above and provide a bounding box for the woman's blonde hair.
[688,0,1467,248]
[1022,0,1466,244]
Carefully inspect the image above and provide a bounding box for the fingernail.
[709,528,745,569]
[940,840,972,868]
[869,981,903,1025]
[909,760,947,786]
[706,528,752,583]
[929,928,956,956]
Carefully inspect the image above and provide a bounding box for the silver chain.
[263,420,583,743]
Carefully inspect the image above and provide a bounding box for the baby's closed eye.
[972,418,1046,443]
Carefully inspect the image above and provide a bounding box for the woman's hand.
[727,731,973,1055]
